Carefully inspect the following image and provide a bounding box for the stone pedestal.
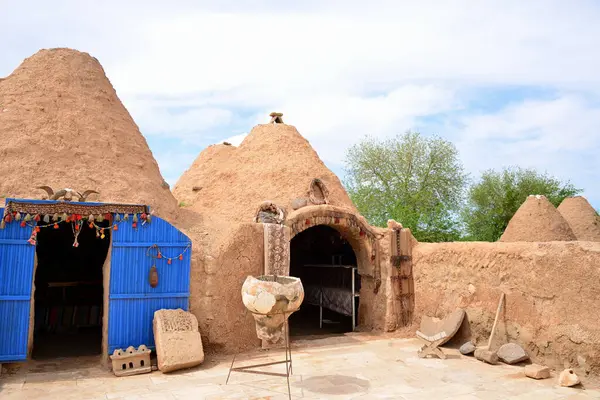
[241,275,304,344]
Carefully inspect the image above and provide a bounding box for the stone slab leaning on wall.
[153,309,204,373]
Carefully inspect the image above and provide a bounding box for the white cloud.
[455,95,600,201]
[1,0,600,206]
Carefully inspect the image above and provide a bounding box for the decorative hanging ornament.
[53,223,59,229]
[35,226,41,233]
[146,214,152,223]
[167,258,172,265]
[4,214,12,223]
[157,252,162,259]
[141,213,147,220]
[124,214,129,221]
[113,224,118,231]
[149,265,158,288]
[34,214,41,222]
[179,254,183,261]
[20,221,26,228]
[132,222,137,229]
[24,214,32,222]
[43,214,50,224]
[61,213,68,222]
[100,228,105,239]
[115,214,121,222]
[15,212,21,221]
[52,213,59,222]
[88,214,95,222]
[133,214,138,223]
[0,219,5,230]
[89,222,94,229]
[96,214,104,222]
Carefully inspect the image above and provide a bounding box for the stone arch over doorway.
[286,205,380,281]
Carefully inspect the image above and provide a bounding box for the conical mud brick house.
[557,196,600,241]
[0,49,187,363]
[499,195,576,241]
[174,121,411,351]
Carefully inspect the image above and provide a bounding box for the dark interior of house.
[289,225,360,338]
[33,219,110,359]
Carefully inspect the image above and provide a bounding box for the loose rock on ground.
[497,343,529,364]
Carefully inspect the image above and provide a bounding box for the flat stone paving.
[1,336,599,399]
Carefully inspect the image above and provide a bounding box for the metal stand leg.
[226,310,295,400]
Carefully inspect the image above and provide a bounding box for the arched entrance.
[289,225,361,337]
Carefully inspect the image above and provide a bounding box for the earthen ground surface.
[2,336,598,399]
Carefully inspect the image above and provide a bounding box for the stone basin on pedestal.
[242,275,304,344]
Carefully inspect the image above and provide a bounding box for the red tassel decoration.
[5,214,12,223]
[157,252,162,259]
[20,221,26,228]
[179,254,183,260]
[132,222,137,229]
[34,214,41,222]
[35,226,41,233]
[113,224,118,231]
[53,223,59,229]
[167,259,172,265]
[89,223,94,229]
[75,224,80,231]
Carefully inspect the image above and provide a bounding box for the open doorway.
[32,219,110,359]
[289,225,360,337]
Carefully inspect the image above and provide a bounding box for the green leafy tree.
[344,131,468,242]
[463,167,581,241]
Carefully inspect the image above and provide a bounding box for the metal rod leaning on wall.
[487,292,505,349]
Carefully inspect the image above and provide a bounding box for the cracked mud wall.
[187,223,263,353]
[413,241,600,375]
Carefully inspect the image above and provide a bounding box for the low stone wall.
[412,241,600,375]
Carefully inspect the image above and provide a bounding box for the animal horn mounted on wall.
[78,190,99,202]
[37,186,55,199]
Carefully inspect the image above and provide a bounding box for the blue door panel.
[108,297,187,353]
[108,215,191,353]
[0,207,36,361]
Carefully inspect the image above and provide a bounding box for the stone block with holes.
[110,345,151,377]
[153,308,204,373]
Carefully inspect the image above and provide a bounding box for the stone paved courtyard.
[1,336,598,399]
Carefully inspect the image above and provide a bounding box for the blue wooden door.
[108,216,191,353]
[0,208,36,361]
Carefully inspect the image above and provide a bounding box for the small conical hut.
[0,48,177,217]
[557,196,600,241]
[499,195,576,242]
[175,119,403,352]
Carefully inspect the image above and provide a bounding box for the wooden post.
[487,292,505,349]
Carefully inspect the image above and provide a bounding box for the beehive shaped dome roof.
[173,121,356,246]
[0,48,177,217]
[499,195,576,242]
[557,196,600,241]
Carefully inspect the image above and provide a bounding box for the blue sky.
[1,0,599,208]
